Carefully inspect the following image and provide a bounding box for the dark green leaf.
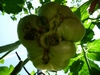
[0,41,20,53]
[78,58,90,75]
[54,0,66,5]
[70,59,84,75]
[10,15,17,21]
[96,22,100,29]
[81,29,94,43]
[23,8,28,14]
[26,1,34,10]
[89,59,100,71]
[90,67,100,75]
[87,39,100,52]
[4,3,22,14]
[87,52,100,61]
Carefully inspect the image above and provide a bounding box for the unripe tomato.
[38,2,86,42]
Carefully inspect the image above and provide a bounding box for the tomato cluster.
[17,2,85,71]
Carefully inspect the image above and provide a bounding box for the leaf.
[74,1,90,20]
[0,65,14,75]
[81,29,94,43]
[70,59,84,75]
[0,41,20,53]
[0,59,4,64]
[90,67,100,75]
[31,70,35,75]
[78,58,90,75]
[4,2,22,14]
[89,59,100,71]
[54,0,66,5]
[23,8,28,14]
[87,39,100,52]
[26,1,34,11]
[8,65,14,74]
[96,22,100,29]
[0,66,9,75]
[87,52,100,61]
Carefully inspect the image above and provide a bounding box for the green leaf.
[31,70,35,75]
[0,65,14,75]
[81,29,94,43]
[87,39,100,52]
[0,59,4,64]
[23,8,28,14]
[4,3,22,14]
[8,65,14,74]
[78,58,90,75]
[0,41,20,53]
[89,59,100,71]
[87,52,100,61]
[54,0,66,5]
[74,1,90,20]
[26,1,34,11]
[0,66,9,75]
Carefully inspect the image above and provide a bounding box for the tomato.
[17,2,84,71]
[38,2,86,42]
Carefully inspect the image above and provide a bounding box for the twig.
[15,52,21,60]
[81,44,91,74]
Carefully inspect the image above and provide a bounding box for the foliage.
[0,0,100,75]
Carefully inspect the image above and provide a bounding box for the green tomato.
[38,2,86,42]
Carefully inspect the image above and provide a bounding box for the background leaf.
[87,39,100,52]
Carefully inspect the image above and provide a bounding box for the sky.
[0,0,100,75]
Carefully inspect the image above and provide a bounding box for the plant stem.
[81,44,91,74]
[0,50,12,59]
[0,40,20,53]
